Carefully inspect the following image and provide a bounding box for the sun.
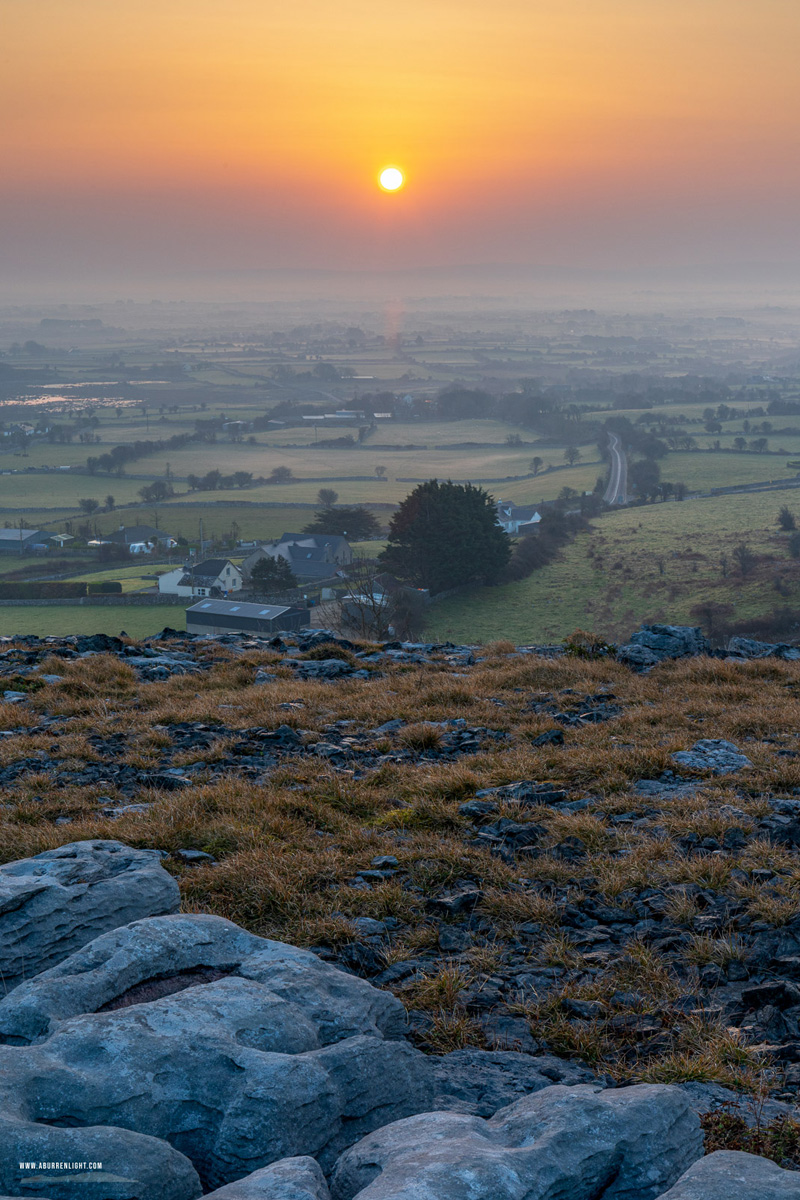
[379,166,404,192]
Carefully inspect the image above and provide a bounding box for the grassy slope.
[427,490,800,645]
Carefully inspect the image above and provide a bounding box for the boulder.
[1,1123,201,1200]
[671,739,753,775]
[204,1157,331,1200]
[330,1083,702,1200]
[0,912,409,1045]
[623,625,710,660]
[657,1150,800,1199]
[616,644,662,669]
[0,954,433,1196]
[433,1049,596,1116]
[0,840,180,994]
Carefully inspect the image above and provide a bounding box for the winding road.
[603,431,628,504]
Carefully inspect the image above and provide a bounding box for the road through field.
[603,432,628,504]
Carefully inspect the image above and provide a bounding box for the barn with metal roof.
[185,599,310,636]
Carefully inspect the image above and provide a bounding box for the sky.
[2,0,800,288]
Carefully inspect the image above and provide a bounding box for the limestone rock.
[657,1150,800,1199]
[0,971,433,1196]
[0,912,408,1046]
[727,637,800,662]
[330,1083,702,1200]
[671,739,753,775]
[0,840,180,994]
[0,1122,201,1200]
[204,1157,331,1200]
[433,1048,596,1116]
[625,625,710,660]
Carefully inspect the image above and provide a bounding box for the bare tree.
[316,558,426,640]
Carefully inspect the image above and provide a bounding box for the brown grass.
[5,643,800,1092]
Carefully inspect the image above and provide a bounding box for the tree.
[268,466,294,484]
[78,498,100,515]
[732,542,757,577]
[138,481,173,503]
[563,446,581,467]
[529,456,543,476]
[778,506,796,531]
[628,458,661,502]
[317,488,339,508]
[322,559,427,640]
[436,385,493,421]
[232,471,253,489]
[733,437,747,452]
[378,480,511,594]
[374,464,388,479]
[674,482,688,501]
[250,556,297,592]
[303,506,381,539]
[105,495,115,511]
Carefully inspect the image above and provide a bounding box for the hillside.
[427,490,800,645]
[3,623,800,1113]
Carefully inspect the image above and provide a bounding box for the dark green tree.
[303,506,380,539]
[378,480,510,594]
[778,506,796,531]
[250,556,297,592]
[628,458,661,501]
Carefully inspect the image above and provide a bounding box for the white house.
[495,501,542,536]
[158,558,243,598]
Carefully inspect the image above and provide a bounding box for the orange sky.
[2,0,799,281]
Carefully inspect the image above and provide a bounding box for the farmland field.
[0,605,181,638]
[3,298,800,645]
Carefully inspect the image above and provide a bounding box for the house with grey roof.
[495,501,541,535]
[241,534,352,583]
[158,558,243,598]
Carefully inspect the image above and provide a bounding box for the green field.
[0,605,182,638]
[426,489,800,645]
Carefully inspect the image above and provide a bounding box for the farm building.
[0,528,56,554]
[186,599,310,636]
[108,525,178,549]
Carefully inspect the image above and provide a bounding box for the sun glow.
[379,167,404,191]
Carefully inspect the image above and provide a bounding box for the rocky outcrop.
[432,1048,596,1116]
[0,898,432,1199]
[617,625,710,668]
[657,1150,800,1199]
[204,1158,331,1199]
[330,1083,703,1200]
[0,840,179,993]
[0,912,407,1046]
[726,637,800,662]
